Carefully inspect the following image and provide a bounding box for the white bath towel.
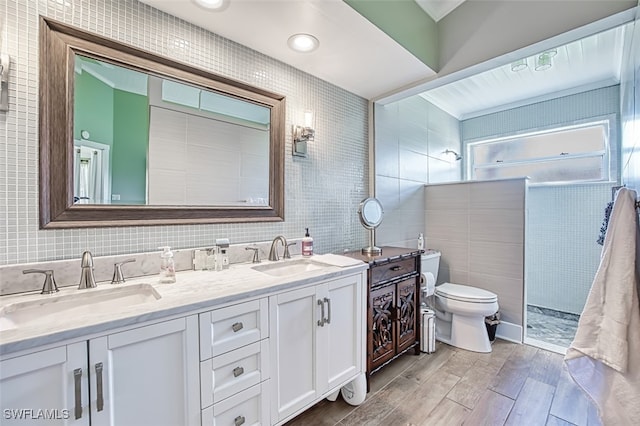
[564,188,640,425]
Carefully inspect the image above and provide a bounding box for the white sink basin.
[0,283,161,332]
[252,259,331,277]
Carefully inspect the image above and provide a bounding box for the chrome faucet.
[245,246,261,263]
[78,251,97,289]
[23,269,59,294]
[268,236,289,261]
[111,259,136,284]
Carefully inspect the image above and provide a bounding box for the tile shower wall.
[374,95,461,248]
[461,85,620,315]
[527,183,611,314]
[0,0,369,266]
[425,178,526,326]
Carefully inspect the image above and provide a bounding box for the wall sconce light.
[443,149,462,161]
[0,53,10,112]
[292,110,315,157]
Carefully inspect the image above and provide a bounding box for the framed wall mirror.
[39,17,286,228]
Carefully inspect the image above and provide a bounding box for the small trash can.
[485,311,500,343]
[420,307,436,353]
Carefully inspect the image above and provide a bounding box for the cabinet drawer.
[201,381,269,426]
[370,257,417,286]
[200,299,268,360]
[201,340,269,408]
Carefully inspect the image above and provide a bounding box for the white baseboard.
[496,321,522,343]
[524,337,567,355]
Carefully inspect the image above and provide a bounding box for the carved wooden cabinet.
[344,247,421,385]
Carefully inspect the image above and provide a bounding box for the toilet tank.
[421,250,441,282]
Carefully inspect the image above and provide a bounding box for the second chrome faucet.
[268,236,296,261]
[78,251,97,289]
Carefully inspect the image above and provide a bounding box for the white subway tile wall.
[374,96,462,248]
[0,0,369,265]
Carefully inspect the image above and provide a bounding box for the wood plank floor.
[285,340,601,426]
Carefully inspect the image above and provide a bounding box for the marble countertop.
[0,255,368,356]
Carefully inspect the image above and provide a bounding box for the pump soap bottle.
[302,228,314,256]
[158,246,176,283]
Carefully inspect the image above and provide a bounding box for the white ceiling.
[415,0,467,22]
[420,24,627,119]
[140,0,436,100]
[139,0,627,115]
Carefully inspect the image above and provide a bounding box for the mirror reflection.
[73,55,270,207]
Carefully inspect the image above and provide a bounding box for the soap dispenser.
[158,246,176,283]
[302,228,313,256]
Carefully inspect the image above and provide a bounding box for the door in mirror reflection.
[73,140,111,204]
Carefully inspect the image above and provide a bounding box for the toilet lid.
[435,282,498,303]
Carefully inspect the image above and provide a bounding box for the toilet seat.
[435,282,497,304]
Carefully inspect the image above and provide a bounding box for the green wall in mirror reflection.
[74,68,149,204]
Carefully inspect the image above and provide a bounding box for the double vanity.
[0,254,368,426]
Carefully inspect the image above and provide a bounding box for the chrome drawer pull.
[233,366,244,377]
[73,368,83,420]
[317,299,325,326]
[390,265,402,271]
[95,362,104,412]
[234,415,246,426]
[232,322,243,332]
[324,297,331,324]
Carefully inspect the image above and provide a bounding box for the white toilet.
[421,250,499,353]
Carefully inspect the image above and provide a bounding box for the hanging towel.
[564,187,640,425]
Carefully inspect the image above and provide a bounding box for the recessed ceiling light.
[287,34,320,53]
[510,58,528,72]
[193,0,227,10]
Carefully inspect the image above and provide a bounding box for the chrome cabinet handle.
[317,299,325,326]
[232,322,243,332]
[390,265,402,271]
[73,368,83,420]
[95,363,104,412]
[234,415,246,426]
[233,366,244,377]
[324,297,331,324]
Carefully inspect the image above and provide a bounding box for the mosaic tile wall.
[527,183,612,314]
[461,85,620,315]
[0,0,369,265]
[621,10,640,190]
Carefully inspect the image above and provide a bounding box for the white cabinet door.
[269,285,320,423]
[90,316,200,426]
[0,342,89,426]
[269,273,365,424]
[322,274,363,391]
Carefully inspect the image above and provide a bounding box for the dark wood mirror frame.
[39,17,285,229]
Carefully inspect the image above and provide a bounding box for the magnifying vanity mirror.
[39,18,285,228]
[358,197,384,255]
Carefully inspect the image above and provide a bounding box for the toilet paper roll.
[420,272,436,296]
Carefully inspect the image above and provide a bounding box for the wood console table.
[343,247,421,388]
